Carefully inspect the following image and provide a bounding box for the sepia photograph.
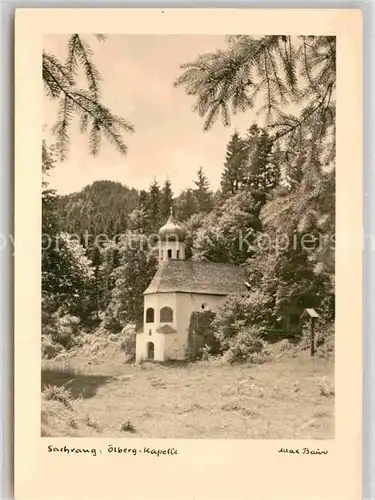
[41,33,336,440]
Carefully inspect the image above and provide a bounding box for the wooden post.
[310,317,315,357]
[301,309,320,357]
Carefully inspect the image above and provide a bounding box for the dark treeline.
[55,166,215,240]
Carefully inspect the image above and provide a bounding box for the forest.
[42,34,335,363]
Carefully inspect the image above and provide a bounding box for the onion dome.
[158,208,186,242]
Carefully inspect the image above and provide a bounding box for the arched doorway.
[147,342,155,360]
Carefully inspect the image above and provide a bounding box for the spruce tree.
[220,131,248,198]
[147,180,162,230]
[175,189,199,221]
[245,125,280,194]
[193,167,213,213]
[161,179,174,222]
[128,189,150,234]
[138,189,149,210]
[89,245,102,321]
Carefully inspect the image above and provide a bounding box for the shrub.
[213,292,270,352]
[200,344,212,361]
[102,310,123,333]
[69,416,79,429]
[187,311,219,359]
[295,321,334,358]
[316,323,335,359]
[279,339,294,352]
[51,314,81,349]
[120,324,136,360]
[108,333,119,342]
[43,384,73,408]
[42,311,83,359]
[85,415,101,431]
[41,335,64,359]
[222,327,268,364]
[317,376,335,397]
[120,419,136,433]
[59,314,80,329]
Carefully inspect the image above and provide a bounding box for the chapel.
[135,209,247,362]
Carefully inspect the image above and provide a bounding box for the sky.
[43,35,253,196]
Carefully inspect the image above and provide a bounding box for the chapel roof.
[144,259,248,296]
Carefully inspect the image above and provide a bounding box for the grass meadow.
[41,344,334,439]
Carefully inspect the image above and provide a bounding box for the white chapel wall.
[136,292,177,362]
[137,291,226,362]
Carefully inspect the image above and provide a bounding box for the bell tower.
[158,208,186,262]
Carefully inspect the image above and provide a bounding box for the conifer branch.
[43,35,134,160]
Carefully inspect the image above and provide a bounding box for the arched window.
[146,307,154,323]
[160,306,173,323]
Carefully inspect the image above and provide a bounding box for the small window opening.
[146,307,154,323]
[168,249,172,259]
[176,250,180,259]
